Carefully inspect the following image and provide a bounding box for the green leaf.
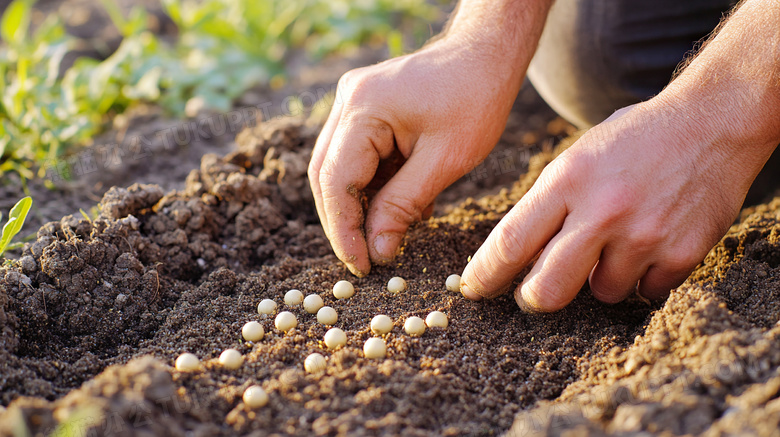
[0,196,32,256]
[1,0,32,44]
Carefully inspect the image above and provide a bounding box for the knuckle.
[489,219,530,268]
[591,183,635,227]
[376,194,426,225]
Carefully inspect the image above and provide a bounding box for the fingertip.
[460,281,483,301]
[517,277,573,313]
[344,256,371,278]
[370,232,403,265]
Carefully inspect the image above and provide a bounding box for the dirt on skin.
[0,117,777,436]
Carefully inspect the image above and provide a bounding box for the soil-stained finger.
[364,146,456,264]
[516,220,604,312]
[588,245,651,304]
[308,102,344,239]
[319,115,394,277]
[461,178,567,299]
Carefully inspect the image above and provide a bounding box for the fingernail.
[373,233,401,263]
[516,280,542,313]
[460,282,482,301]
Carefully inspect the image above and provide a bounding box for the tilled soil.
[0,117,778,436]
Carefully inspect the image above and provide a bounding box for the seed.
[243,385,268,408]
[445,274,461,292]
[425,311,448,328]
[404,316,426,337]
[175,353,200,372]
[324,327,347,350]
[242,321,265,342]
[363,337,386,359]
[303,294,324,314]
[387,277,407,293]
[304,353,328,373]
[284,289,304,306]
[257,299,277,315]
[275,311,298,332]
[218,349,244,370]
[333,280,355,299]
[370,314,393,335]
[317,306,338,325]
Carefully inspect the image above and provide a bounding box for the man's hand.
[461,0,780,310]
[308,0,552,276]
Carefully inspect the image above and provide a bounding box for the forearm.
[438,0,553,88]
[658,0,780,172]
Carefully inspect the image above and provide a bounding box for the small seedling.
[304,353,327,373]
[317,306,338,325]
[242,321,265,342]
[0,196,32,257]
[363,337,386,359]
[445,274,461,293]
[303,294,324,314]
[218,349,244,370]
[426,311,448,328]
[243,385,268,408]
[175,353,200,372]
[257,299,277,315]
[284,289,304,306]
[370,315,393,335]
[333,280,355,299]
[324,328,347,350]
[404,317,426,337]
[387,277,407,293]
[275,311,298,332]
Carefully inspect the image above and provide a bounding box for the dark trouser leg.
[528,0,778,206]
[528,0,735,129]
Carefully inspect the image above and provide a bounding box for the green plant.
[0,195,32,256]
[0,0,442,180]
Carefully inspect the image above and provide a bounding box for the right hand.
[308,36,524,276]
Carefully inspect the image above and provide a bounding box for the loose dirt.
[0,116,778,436]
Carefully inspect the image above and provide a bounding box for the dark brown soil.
[0,116,650,436]
[2,113,780,436]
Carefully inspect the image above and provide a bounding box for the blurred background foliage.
[0,0,443,180]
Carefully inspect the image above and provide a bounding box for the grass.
[0,0,442,181]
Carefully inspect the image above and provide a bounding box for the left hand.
[460,98,764,311]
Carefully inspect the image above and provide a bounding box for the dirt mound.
[509,198,780,436]
[0,117,777,436]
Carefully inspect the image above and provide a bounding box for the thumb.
[364,145,461,264]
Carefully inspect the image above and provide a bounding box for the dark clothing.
[528,0,736,129]
[528,0,779,205]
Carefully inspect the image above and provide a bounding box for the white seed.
[284,289,304,306]
[175,353,200,372]
[445,274,461,292]
[387,277,407,294]
[317,306,338,325]
[242,321,265,342]
[218,349,244,370]
[275,311,298,332]
[304,353,328,373]
[404,316,426,337]
[370,314,393,335]
[303,294,324,314]
[426,311,449,328]
[324,327,347,350]
[363,337,386,359]
[257,299,277,315]
[332,280,355,299]
[243,385,268,408]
